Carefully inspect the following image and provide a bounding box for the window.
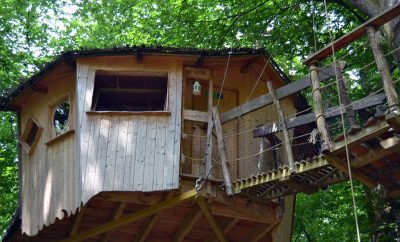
[47,93,73,142]
[91,71,168,112]
[20,116,42,155]
[53,102,70,135]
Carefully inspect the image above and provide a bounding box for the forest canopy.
[0,0,399,241]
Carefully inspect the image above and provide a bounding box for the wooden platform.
[6,180,283,242]
[234,115,400,200]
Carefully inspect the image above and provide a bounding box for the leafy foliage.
[0,113,18,237]
[0,0,399,240]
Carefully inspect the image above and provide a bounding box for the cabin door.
[185,80,239,180]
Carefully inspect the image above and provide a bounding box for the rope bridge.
[181,4,400,201]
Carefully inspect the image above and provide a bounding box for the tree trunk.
[344,0,400,68]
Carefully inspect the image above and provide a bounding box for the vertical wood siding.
[20,66,79,236]
[76,56,182,204]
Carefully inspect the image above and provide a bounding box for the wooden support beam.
[60,189,197,242]
[212,190,278,223]
[185,67,211,80]
[312,167,337,187]
[332,119,389,154]
[212,107,233,195]
[335,61,359,129]
[69,206,86,236]
[325,154,377,188]
[135,192,175,242]
[100,202,126,242]
[205,79,214,178]
[367,26,400,112]
[385,112,400,132]
[96,192,164,205]
[220,64,338,123]
[209,202,273,223]
[172,203,203,242]
[267,81,295,171]
[254,93,386,137]
[183,109,208,123]
[197,197,227,242]
[283,178,317,194]
[351,137,400,168]
[245,220,281,242]
[371,161,400,179]
[304,4,400,65]
[205,218,239,242]
[309,62,332,151]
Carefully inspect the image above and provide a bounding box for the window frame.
[20,116,43,155]
[46,92,74,144]
[89,70,170,114]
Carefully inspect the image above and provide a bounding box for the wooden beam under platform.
[205,218,239,242]
[172,203,203,242]
[69,206,86,236]
[197,197,228,242]
[244,220,281,242]
[134,192,175,242]
[351,137,400,168]
[100,202,126,242]
[325,154,377,188]
[331,118,390,155]
[60,189,198,242]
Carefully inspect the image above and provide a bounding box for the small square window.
[20,116,43,155]
[91,71,168,112]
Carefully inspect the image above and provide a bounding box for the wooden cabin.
[2,47,297,242]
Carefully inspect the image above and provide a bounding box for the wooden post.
[212,107,234,195]
[267,81,295,172]
[309,62,332,151]
[205,79,214,178]
[367,26,400,112]
[335,61,360,132]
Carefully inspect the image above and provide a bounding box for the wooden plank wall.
[182,63,296,180]
[76,56,183,204]
[18,63,79,236]
[273,195,295,242]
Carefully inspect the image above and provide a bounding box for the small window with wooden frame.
[47,93,74,144]
[90,71,169,113]
[20,116,43,155]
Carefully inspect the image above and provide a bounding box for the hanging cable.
[322,0,361,241]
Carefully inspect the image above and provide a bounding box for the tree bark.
[344,0,400,68]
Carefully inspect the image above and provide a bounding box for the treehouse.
[4,4,400,242]
[2,47,297,242]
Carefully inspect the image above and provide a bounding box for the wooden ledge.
[86,111,171,116]
[45,129,75,146]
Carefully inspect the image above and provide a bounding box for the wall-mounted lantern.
[193,80,201,95]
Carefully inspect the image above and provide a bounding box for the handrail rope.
[199,51,232,184]
[317,39,400,72]
[316,39,369,70]
[216,53,231,110]
[195,53,273,191]
[322,0,361,240]
[323,78,400,117]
